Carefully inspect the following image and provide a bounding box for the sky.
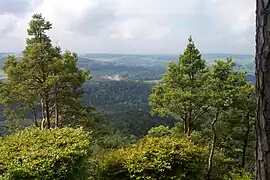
[0,0,255,54]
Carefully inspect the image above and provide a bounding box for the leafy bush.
[223,168,253,180]
[210,151,239,179]
[147,126,203,144]
[100,130,136,149]
[147,125,172,137]
[0,127,90,180]
[98,137,206,180]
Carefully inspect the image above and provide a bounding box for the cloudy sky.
[0,0,255,54]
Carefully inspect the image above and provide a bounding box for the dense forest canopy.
[0,14,256,180]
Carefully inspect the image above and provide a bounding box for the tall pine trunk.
[206,111,219,180]
[255,0,270,179]
[54,85,59,128]
[45,93,50,129]
[187,110,192,136]
[184,120,187,134]
[55,103,59,128]
[40,98,46,129]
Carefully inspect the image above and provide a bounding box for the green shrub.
[98,137,206,180]
[0,127,90,180]
[100,131,136,149]
[223,169,253,180]
[147,125,172,137]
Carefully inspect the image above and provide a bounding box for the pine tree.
[205,58,249,179]
[232,83,255,170]
[0,13,92,129]
[255,0,270,179]
[51,51,91,127]
[149,36,209,136]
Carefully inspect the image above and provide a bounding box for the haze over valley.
[0,52,255,82]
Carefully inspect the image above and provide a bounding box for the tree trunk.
[32,106,38,127]
[184,120,187,134]
[45,104,50,128]
[242,113,250,168]
[187,110,192,136]
[54,85,59,128]
[206,111,219,180]
[40,98,46,129]
[187,121,191,137]
[45,94,50,129]
[255,0,270,179]
[55,103,59,128]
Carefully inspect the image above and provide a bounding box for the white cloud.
[210,0,255,36]
[0,0,255,54]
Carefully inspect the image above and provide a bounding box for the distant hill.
[0,52,254,66]
[0,53,255,80]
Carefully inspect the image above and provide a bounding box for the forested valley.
[0,14,257,180]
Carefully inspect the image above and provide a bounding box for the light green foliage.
[207,58,248,110]
[223,169,253,180]
[147,125,172,137]
[98,137,206,180]
[147,125,204,145]
[86,130,138,179]
[149,36,209,135]
[189,130,204,144]
[0,127,90,179]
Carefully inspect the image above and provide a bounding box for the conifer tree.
[255,0,270,179]
[227,83,255,169]
[205,58,249,179]
[0,14,91,129]
[149,36,209,136]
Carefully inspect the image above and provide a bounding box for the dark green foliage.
[0,128,90,179]
[84,80,151,110]
[98,137,206,180]
[83,80,175,137]
[99,130,137,149]
[103,110,174,137]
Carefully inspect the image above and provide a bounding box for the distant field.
[90,57,121,62]
[144,79,162,84]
